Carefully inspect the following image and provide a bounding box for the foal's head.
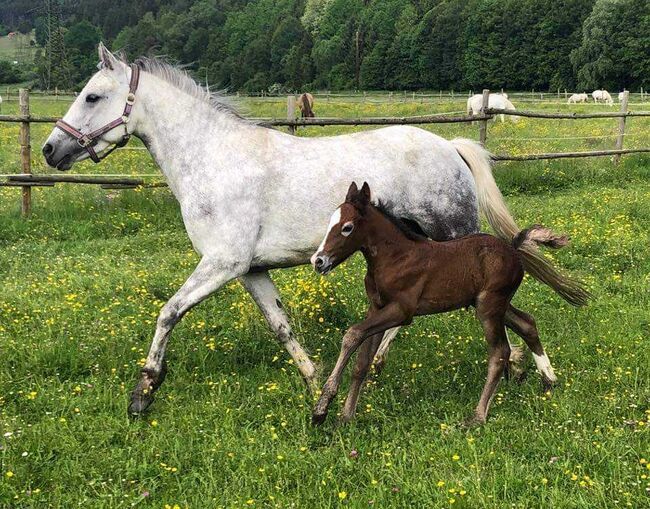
[311,182,371,275]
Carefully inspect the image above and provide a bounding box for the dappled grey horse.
[42,44,584,415]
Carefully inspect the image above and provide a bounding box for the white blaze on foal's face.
[311,207,342,272]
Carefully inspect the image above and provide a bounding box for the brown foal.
[311,182,576,425]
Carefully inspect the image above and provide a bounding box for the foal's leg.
[470,296,511,425]
[240,272,318,393]
[128,257,248,415]
[371,326,400,374]
[312,302,407,425]
[340,332,383,423]
[505,305,557,390]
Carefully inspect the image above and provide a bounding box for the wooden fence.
[2,89,650,217]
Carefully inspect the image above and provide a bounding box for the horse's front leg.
[240,272,318,393]
[312,302,407,425]
[128,256,248,415]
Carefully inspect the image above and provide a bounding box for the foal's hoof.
[128,366,166,416]
[541,377,556,394]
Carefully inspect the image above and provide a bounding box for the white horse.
[592,90,613,105]
[467,93,519,122]
[43,44,585,414]
[0,94,3,113]
[618,91,627,102]
[567,93,588,104]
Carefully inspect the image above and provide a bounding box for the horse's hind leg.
[371,326,400,375]
[471,295,511,425]
[505,305,557,390]
[341,332,383,423]
[241,272,318,393]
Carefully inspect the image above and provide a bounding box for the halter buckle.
[77,135,93,148]
[126,93,136,105]
[122,115,130,124]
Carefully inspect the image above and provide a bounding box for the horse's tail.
[466,97,472,115]
[452,138,590,307]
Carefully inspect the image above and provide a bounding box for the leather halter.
[55,64,140,163]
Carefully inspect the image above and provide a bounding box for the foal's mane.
[117,54,248,121]
[373,201,429,242]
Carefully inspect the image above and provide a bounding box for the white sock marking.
[533,352,556,382]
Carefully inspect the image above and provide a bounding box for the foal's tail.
[451,138,590,307]
[512,225,568,250]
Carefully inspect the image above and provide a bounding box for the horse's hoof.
[462,413,486,428]
[128,391,155,416]
[127,365,166,416]
[311,412,327,426]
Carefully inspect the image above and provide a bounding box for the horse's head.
[43,43,139,170]
[311,181,371,275]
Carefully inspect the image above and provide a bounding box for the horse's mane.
[374,201,429,242]
[115,54,248,121]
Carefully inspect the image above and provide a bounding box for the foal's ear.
[98,42,118,71]
[345,182,359,202]
[359,182,371,204]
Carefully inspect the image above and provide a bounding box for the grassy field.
[0,32,37,64]
[0,95,649,508]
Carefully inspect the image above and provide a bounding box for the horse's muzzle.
[312,254,334,275]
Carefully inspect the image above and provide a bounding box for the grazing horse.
[311,182,584,425]
[592,90,613,105]
[297,92,315,118]
[467,93,519,122]
[42,44,587,415]
[567,93,589,104]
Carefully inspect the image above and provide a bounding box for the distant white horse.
[567,93,588,104]
[43,44,584,415]
[0,94,3,113]
[618,91,627,102]
[592,90,613,105]
[467,93,519,122]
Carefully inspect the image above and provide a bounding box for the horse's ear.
[345,182,359,202]
[359,182,371,205]
[98,42,117,71]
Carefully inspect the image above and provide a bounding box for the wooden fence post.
[19,89,31,216]
[479,89,490,146]
[614,90,629,164]
[287,95,296,135]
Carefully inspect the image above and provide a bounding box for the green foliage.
[0,59,24,82]
[63,21,102,88]
[571,0,650,90]
[5,1,650,93]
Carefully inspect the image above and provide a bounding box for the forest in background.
[0,0,649,92]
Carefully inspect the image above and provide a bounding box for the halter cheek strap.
[55,63,140,163]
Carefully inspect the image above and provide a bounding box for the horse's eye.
[341,223,354,236]
[85,94,101,103]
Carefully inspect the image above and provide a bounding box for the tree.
[64,20,102,88]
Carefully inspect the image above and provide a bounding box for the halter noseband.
[55,63,140,163]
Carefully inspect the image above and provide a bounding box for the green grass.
[0,32,37,64]
[0,96,649,508]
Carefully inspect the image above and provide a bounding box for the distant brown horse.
[310,182,584,426]
[297,92,315,118]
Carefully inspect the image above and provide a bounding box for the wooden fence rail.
[2,89,650,216]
